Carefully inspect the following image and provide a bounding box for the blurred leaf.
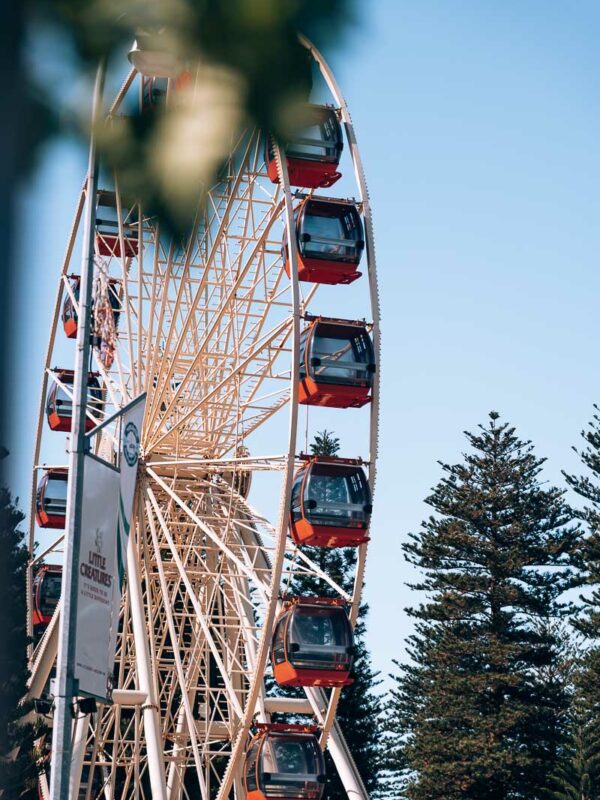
[24,0,358,232]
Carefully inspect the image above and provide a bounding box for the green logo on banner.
[123,421,140,467]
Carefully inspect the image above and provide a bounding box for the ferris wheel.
[25,33,380,800]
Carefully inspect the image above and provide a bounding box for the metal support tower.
[49,62,105,800]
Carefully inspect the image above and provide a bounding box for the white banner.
[106,395,147,666]
[116,395,146,588]
[75,455,120,701]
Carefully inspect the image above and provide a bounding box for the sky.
[10,0,600,685]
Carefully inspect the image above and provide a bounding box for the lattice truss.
[28,37,378,800]
[91,128,318,465]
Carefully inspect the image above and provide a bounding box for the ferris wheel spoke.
[29,533,65,568]
[284,549,353,603]
[148,475,271,604]
[147,137,258,423]
[81,713,109,800]
[90,344,127,410]
[146,171,284,438]
[27,600,60,703]
[111,182,138,396]
[208,281,318,446]
[231,492,353,602]
[144,502,209,800]
[142,249,176,403]
[135,208,144,399]
[143,477,271,733]
[203,376,289,454]
[147,318,291,452]
[141,231,164,397]
[112,346,132,404]
[145,486,246,721]
[150,204,286,430]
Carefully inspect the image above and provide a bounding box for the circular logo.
[123,421,140,467]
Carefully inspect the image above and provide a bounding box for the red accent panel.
[273,660,353,688]
[285,255,362,286]
[298,378,371,409]
[35,511,66,530]
[47,413,95,433]
[48,412,69,432]
[96,234,139,258]
[267,157,342,189]
[290,518,369,548]
[63,319,78,339]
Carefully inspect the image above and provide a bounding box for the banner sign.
[75,455,120,701]
[107,394,147,666]
[73,393,146,701]
[116,395,146,588]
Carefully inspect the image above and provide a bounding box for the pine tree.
[555,405,600,797]
[287,430,383,798]
[385,412,580,800]
[546,648,600,800]
[0,485,40,799]
[564,405,600,637]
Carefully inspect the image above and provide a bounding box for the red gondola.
[299,317,375,408]
[46,370,103,432]
[62,276,80,339]
[35,468,68,529]
[285,198,364,285]
[32,564,62,627]
[266,104,343,189]
[290,456,371,547]
[271,598,354,688]
[62,276,121,340]
[244,724,326,800]
[96,190,139,258]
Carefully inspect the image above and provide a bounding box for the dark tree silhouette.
[0,485,41,799]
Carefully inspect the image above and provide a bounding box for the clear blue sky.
[11,0,600,683]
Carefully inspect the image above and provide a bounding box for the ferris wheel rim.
[25,32,380,800]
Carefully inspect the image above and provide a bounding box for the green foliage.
[0,486,40,799]
[309,429,340,458]
[552,406,600,799]
[35,0,356,106]
[385,412,580,800]
[546,644,600,800]
[564,405,600,638]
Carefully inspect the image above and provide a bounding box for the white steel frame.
[25,37,380,800]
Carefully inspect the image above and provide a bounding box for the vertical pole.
[126,515,168,798]
[68,712,88,798]
[49,61,105,800]
[327,720,370,800]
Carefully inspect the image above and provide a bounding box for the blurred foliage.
[24,0,358,234]
[37,0,354,128]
